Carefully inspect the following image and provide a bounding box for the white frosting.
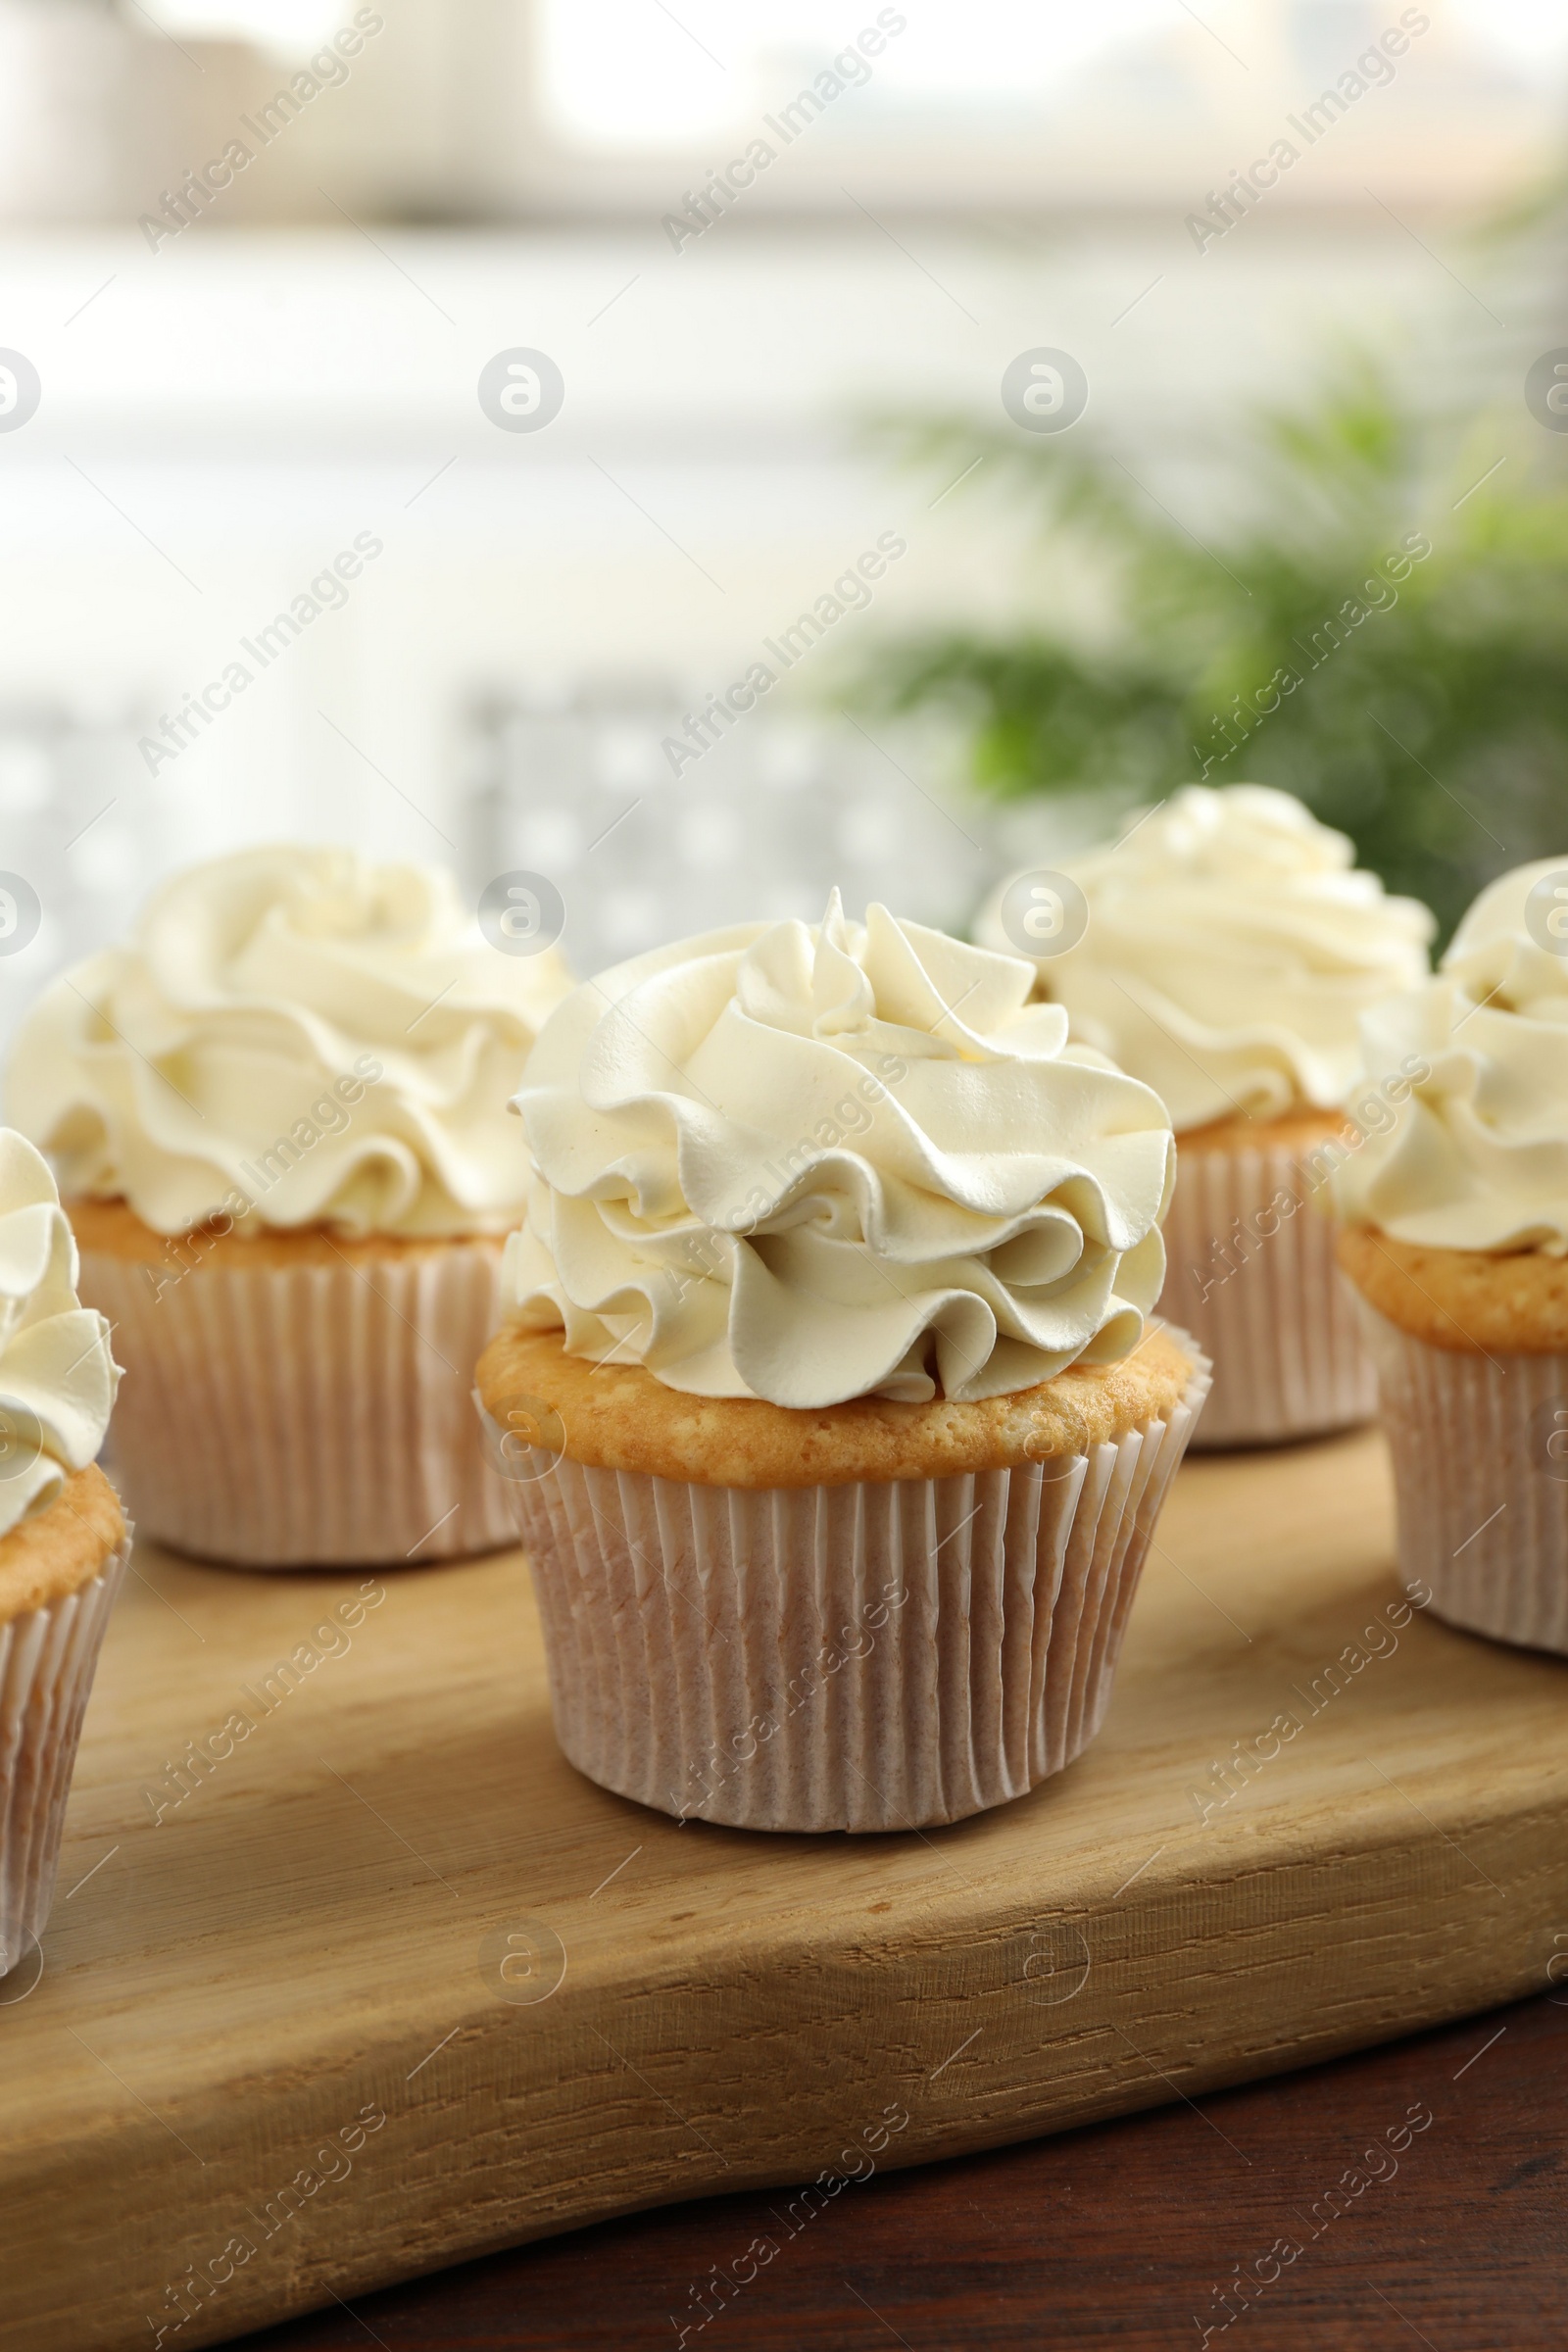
[0,1129,119,1539]
[1334,857,1568,1254]
[504,893,1175,1408]
[7,846,573,1239]
[978,785,1434,1132]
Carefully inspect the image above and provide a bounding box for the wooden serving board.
[6,1430,1568,2352]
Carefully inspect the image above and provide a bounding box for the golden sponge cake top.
[0,1464,125,1620]
[1338,1224,1568,1354]
[476,1321,1200,1490]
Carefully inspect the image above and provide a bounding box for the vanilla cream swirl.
[504,894,1175,1407]
[979,785,1434,1132]
[0,1129,120,1538]
[7,846,573,1238]
[1334,858,1568,1254]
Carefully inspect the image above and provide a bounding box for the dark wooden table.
[231,1986,1566,2351]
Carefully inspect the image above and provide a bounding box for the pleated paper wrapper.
[1355,1299,1568,1656]
[78,1244,515,1569]
[0,1536,127,1975]
[489,1341,1211,1834]
[1158,1134,1376,1449]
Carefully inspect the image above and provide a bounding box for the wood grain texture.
[4,1429,1567,2351]
[228,1986,1568,2351]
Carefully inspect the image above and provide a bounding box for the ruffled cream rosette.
[1336,857,1568,1652]
[486,895,1210,1830]
[980,784,1434,1445]
[0,1131,123,1971]
[8,846,571,1566]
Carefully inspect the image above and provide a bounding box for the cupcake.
[7,846,571,1569]
[980,785,1433,1446]
[475,893,1209,1833]
[0,1129,124,1973]
[1335,857,1568,1654]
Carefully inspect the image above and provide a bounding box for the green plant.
[858,356,1568,941]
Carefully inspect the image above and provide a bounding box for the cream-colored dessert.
[980,785,1434,1446]
[0,1129,124,1973]
[1335,857,1568,1652]
[477,893,1209,1833]
[8,845,572,1567]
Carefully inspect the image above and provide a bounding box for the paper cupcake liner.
[78,1244,515,1569]
[1158,1136,1376,1448]
[492,1342,1210,1833]
[0,1535,127,1975]
[1353,1300,1568,1655]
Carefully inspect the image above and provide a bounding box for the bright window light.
[1448,0,1568,65]
[539,0,1568,149]
[539,0,1174,148]
[143,0,345,52]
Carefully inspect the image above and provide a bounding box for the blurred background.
[1,0,1566,1045]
